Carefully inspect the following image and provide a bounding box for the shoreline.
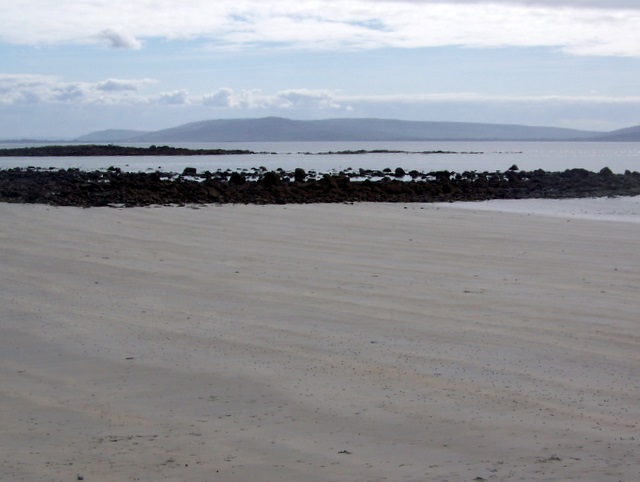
[444,195,640,223]
[2,165,640,207]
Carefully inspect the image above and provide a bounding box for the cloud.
[0,74,56,104]
[0,74,156,105]
[1,1,640,57]
[462,1,640,8]
[4,76,640,112]
[375,0,640,8]
[98,29,142,49]
[274,90,343,110]
[201,88,344,110]
[202,88,236,107]
[158,90,190,105]
[200,88,640,113]
[96,78,156,92]
[53,84,87,102]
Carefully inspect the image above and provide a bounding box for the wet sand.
[1,202,639,481]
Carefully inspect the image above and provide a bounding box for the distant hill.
[73,117,621,143]
[76,129,150,142]
[585,125,640,142]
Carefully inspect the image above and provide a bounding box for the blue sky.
[2,0,640,138]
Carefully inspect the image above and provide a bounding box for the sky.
[2,0,640,138]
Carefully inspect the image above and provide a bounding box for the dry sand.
[1,202,639,481]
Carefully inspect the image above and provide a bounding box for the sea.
[2,140,640,222]
[2,140,640,174]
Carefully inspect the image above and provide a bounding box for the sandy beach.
[1,201,639,481]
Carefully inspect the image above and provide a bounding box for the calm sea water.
[1,141,640,174]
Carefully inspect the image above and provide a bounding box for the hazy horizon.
[0,116,624,142]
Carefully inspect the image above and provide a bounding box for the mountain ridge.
[585,125,640,142]
[74,117,640,143]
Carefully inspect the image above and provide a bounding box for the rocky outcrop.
[1,166,639,207]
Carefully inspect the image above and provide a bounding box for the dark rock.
[294,168,307,183]
[228,172,246,185]
[599,166,614,177]
[261,171,281,187]
[1,166,640,208]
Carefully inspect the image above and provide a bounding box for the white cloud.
[202,88,236,107]
[200,88,344,110]
[98,29,142,50]
[158,90,190,105]
[1,1,640,57]
[0,74,57,104]
[199,88,640,111]
[53,83,87,102]
[6,75,639,110]
[274,90,343,109]
[458,1,640,8]
[96,78,156,91]
[0,74,157,105]
[202,88,267,108]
